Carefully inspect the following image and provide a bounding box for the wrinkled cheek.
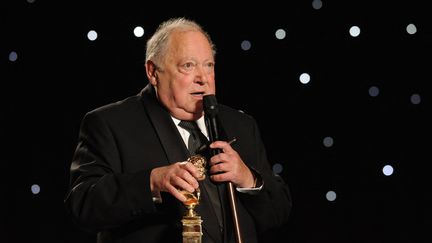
[208,81,217,93]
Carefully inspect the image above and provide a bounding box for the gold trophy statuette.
[180,154,206,243]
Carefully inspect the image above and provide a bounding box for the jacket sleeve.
[237,117,292,234]
[64,111,158,231]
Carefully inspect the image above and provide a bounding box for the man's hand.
[150,161,205,202]
[208,140,255,188]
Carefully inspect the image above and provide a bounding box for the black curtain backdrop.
[2,1,431,242]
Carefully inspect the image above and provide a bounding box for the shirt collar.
[171,116,208,137]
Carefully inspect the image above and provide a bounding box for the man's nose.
[194,66,210,84]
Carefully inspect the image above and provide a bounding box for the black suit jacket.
[65,84,292,243]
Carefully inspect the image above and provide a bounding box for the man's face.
[151,30,216,120]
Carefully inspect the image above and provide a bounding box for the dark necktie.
[178,120,225,235]
[178,120,208,156]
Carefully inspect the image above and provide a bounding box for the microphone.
[203,94,222,156]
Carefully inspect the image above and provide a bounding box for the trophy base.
[182,215,203,243]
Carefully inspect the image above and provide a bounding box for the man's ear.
[145,60,158,85]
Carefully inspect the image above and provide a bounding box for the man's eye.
[183,62,195,70]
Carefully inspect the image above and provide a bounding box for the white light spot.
[299,73,310,84]
[368,86,380,97]
[241,40,251,51]
[134,26,144,37]
[87,30,98,41]
[406,23,417,35]
[326,191,337,201]
[27,0,36,3]
[9,51,18,62]
[349,26,361,37]
[272,163,283,174]
[31,184,40,194]
[382,165,394,176]
[312,0,323,10]
[323,136,334,147]
[410,93,421,105]
[275,29,286,40]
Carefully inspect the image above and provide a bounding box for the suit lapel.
[140,85,188,164]
[139,85,223,243]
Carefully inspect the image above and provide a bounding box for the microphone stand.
[204,98,243,243]
[226,181,242,243]
[208,141,243,243]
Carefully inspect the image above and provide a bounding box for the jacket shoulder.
[218,104,254,121]
[86,94,142,118]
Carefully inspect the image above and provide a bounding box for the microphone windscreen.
[203,94,218,117]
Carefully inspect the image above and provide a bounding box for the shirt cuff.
[236,183,263,194]
[236,168,263,194]
[152,196,163,203]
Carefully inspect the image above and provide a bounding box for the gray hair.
[145,17,216,66]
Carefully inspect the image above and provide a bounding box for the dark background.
[2,1,431,242]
